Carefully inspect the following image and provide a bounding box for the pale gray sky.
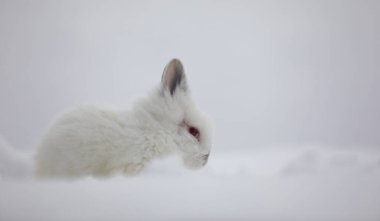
[1,0,379,150]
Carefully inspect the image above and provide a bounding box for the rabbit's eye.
[188,127,200,142]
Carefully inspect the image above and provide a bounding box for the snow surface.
[0,136,32,179]
[1,147,380,221]
[1,1,380,220]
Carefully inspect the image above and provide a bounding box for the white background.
[1,0,380,220]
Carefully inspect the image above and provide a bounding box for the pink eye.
[188,126,200,141]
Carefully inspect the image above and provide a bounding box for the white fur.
[35,59,212,178]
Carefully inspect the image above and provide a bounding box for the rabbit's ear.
[162,59,187,95]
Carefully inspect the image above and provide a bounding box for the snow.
[0,136,33,179]
[1,0,380,220]
[1,147,380,221]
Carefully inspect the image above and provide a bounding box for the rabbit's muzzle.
[183,152,210,169]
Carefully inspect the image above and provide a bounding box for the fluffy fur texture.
[35,59,212,178]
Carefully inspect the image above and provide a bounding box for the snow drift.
[0,135,32,179]
[1,145,379,221]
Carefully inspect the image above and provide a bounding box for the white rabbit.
[35,59,212,178]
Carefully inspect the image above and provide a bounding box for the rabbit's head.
[141,59,212,169]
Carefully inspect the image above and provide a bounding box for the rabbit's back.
[35,105,148,178]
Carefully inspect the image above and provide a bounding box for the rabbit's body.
[35,59,212,178]
[36,104,176,177]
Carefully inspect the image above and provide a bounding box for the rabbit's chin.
[182,153,209,170]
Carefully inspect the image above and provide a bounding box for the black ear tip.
[168,58,183,67]
[162,58,187,95]
[164,58,185,77]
